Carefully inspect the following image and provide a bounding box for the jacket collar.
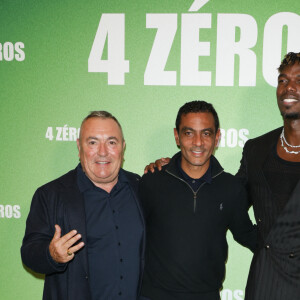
[165,151,224,180]
[248,127,282,169]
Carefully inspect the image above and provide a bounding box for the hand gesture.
[144,157,171,174]
[49,225,84,263]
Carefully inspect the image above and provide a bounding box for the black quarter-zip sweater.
[140,152,257,300]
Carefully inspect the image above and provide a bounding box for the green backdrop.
[1,0,300,299]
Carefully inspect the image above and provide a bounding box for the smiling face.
[174,112,220,179]
[277,63,300,120]
[77,117,125,192]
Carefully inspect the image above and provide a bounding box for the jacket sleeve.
[21,187,67,274]
[228,183,257,253]
[236,139,250,185]
[138,174,152,221]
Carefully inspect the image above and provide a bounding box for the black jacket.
[237,127,300,300]
[21,167,145,300]
[140,152,256,299]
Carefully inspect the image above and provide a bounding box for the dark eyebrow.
[202,128,215,134]
[181,127,215,133]
[278,73,287,79]
[181,127,194,132]
[278,74,300,80]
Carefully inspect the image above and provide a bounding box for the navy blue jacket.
[21,167,145,300]
[140,152,257,299]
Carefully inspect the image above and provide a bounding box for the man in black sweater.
[140,101,256,300]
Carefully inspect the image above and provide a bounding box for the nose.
[193,132,203,146]
[97,142,108,156]
[286,80,296,92]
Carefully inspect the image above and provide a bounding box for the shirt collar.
[176,155,212,184]
[76,163,127,193]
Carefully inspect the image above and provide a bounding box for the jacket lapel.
[248,127,282,191]
[60,169,89,275]
[123,170,146,294]
[248,127,281,168]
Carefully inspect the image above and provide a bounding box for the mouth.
[281,98,300,109]
[283,98,298,104]
[95,161,110,165]
[191,150,205,156]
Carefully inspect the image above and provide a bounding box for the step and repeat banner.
[1,0,300,299]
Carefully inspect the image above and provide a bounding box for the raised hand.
[49,225,84,263]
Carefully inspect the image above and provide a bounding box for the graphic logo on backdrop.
[45,125,80,141]
[45,125,248,147]
[88,0,300,86]
[0,205,21,219]
[0,42,25,61]
[220,289,244,300]
[218,128,248,148]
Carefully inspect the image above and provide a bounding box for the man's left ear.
[215,129,221,146]
[174,128,180,146]
[76,139,81,158]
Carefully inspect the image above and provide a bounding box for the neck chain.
[280,128,300,154]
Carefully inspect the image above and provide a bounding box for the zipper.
[166,168,224,212]
[212,169,223,179]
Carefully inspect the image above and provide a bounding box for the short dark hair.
[80,110,124,140]
[175,100,219,132]
[278,52,300,72]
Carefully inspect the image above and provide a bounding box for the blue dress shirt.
[77,164,143,300]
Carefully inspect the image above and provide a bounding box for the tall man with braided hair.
[237,52,300,299]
